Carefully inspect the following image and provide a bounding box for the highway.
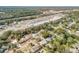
[0,13,66,36]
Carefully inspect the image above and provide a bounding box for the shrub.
[0,30,12,40]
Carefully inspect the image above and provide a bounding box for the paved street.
[0,13,66,36]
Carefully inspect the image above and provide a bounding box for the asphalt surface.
[0,13,66,36]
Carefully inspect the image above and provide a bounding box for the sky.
[0,0,79,6]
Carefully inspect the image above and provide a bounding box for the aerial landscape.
[0,6,79,53]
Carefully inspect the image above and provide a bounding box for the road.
[0,13,66,36]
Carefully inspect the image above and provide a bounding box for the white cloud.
[0,0,79,6]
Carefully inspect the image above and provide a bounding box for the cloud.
[0,0,79,6]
